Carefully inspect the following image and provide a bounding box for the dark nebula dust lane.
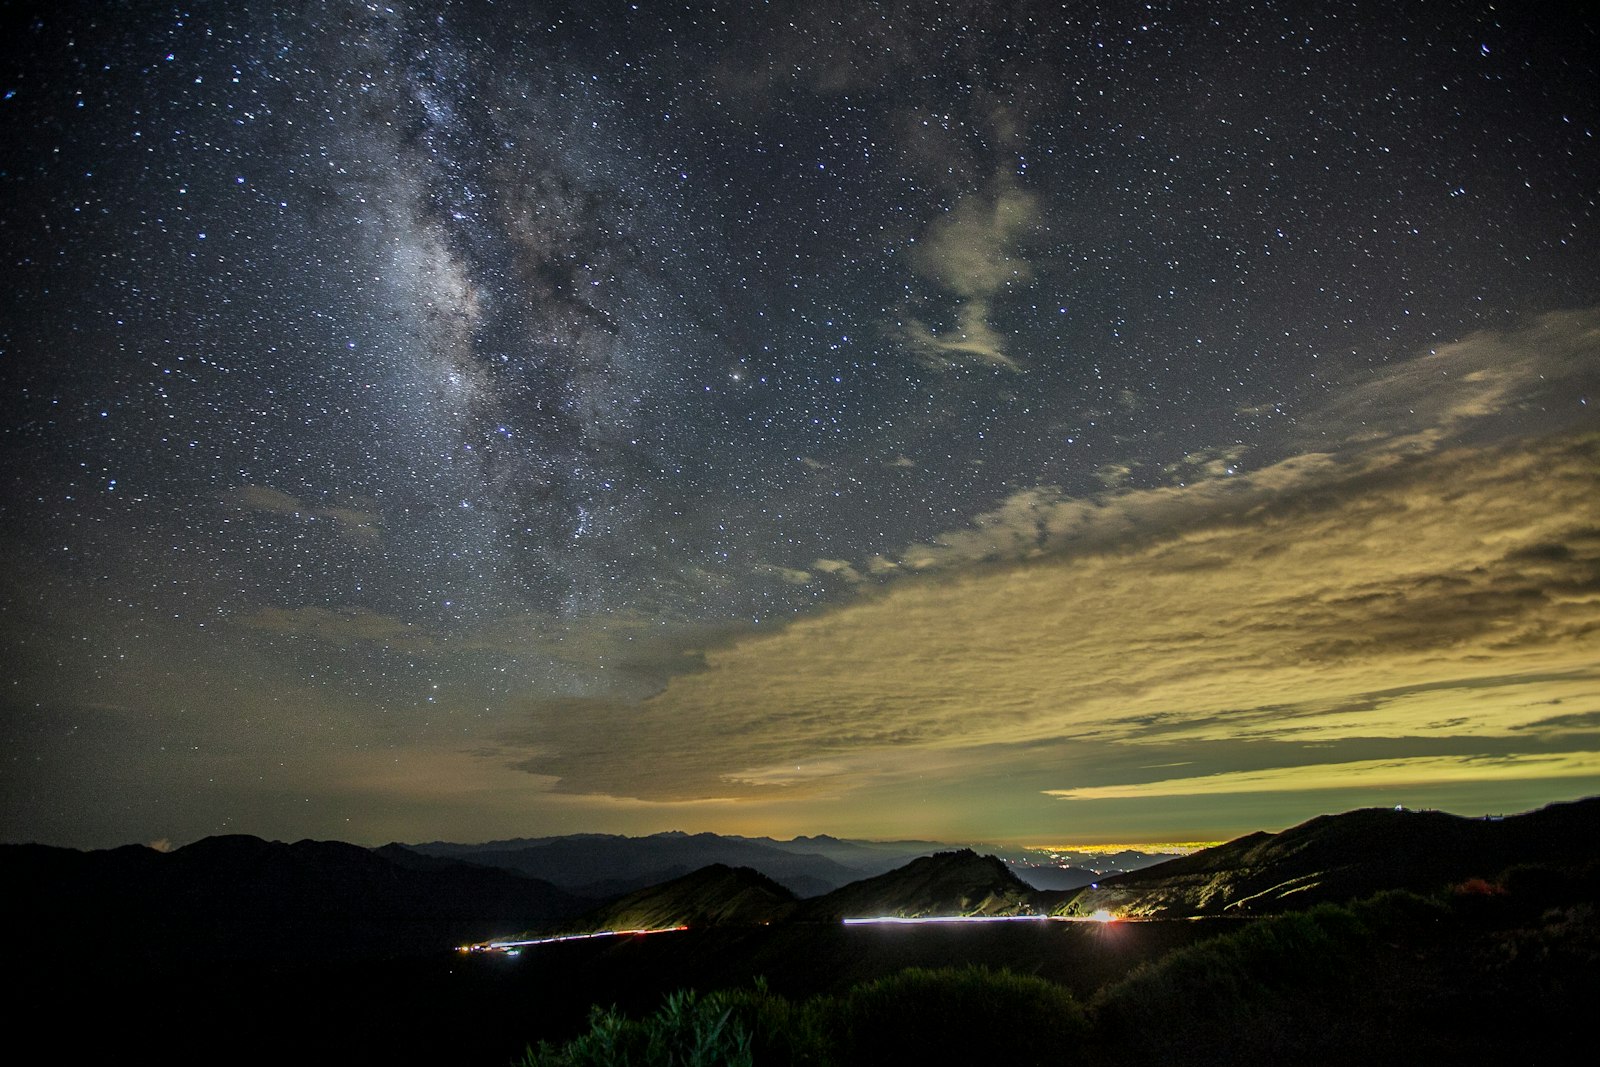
[2,1,1597,848]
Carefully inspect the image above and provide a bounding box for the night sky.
[3,0,1597,850]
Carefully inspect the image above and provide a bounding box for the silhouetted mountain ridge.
[410,832,864,898]
[6,833,589,964]
[561,863,798,932]
[1062,796,1600,917]
[403,829,1118,896]
[17,796,1598,972]
[797,849,1042,921]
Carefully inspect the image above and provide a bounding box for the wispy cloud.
[903,300,1022,371]
[503,311,1600,818]
[902,179,1038,371]
[512,432,1600,803]
[812,558,865,583]
[229,485,382,547]
[235,605,438,652]
[1046,752,1600,800]
[889,309,1600,574]
[1311,307,1599,450]
[754,563,815,586]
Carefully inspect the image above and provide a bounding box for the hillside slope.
[7,834,587,963]
[796,849,1042,921]
[409,831,866,897]
[1060,796,1600,917]
[562,863,797,932]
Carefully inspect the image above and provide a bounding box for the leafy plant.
[520,990,752,1067]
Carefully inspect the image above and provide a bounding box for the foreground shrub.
[829,965,1088,1067]
[525,967,1086,1067]
[520,990,752,1067]
[1087,895,1449,1064]
[704,982,832,1067]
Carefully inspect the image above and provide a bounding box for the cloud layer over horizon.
[496,311,1599,834]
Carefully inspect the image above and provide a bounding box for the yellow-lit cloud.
[904,300,1020,371]
[514,433,1599,802]
[755,563,815,586]
[1046,752,1600,799]
[813,558,866,583]
[236,605,438,652]
[508,311,1600,820]
[909,183,1038,298]
[903,180,1038,371]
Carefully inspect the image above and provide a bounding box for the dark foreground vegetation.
[523,878,1598,1067]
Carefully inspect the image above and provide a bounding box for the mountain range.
[8,833,588,964]
[486,797,1600,940]
[11,797,1598,968]
[1062,795,1600,917]
[403,829,1119,897]
[14,798,1598,1067]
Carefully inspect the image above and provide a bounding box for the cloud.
[902,180,1039,371]
[710,2,1022,105]
[1310,306,1599,451]
[1095,462,1137,488]
[755,563,815,586]
[235,605,439,652]
[1046,752,1600,800]
[499,310,1599,823]
[903,300,1021,372]
[709,0,917,99]
[812,558,865,583]
[233,486,308,515]
[890,308,1600,574]
[1164,445,1248,481]
[508,430,1599,803]
[898,486,1060,569]
[229,485,381,547]
[228,597,731,690]
[909,183,1039,298]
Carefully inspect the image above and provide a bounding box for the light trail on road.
[464,912,1129,954]
[462,925,690,954]
[841,912,1120,926]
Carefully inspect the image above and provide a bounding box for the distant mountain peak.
[1064,796,1600,918]
[559,862,798,933]
[798,848,1041,921]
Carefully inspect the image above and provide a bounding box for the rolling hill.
[795,849,1044,921]
[6,834,589,963]
[402,829,1123,896]
[405,830,868,897]
[561,863,798,932]
[1059,795,1600,917]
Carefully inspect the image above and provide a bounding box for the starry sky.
[3,0,1598,850]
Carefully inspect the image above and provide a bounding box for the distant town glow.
[1027,843,1218,856]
